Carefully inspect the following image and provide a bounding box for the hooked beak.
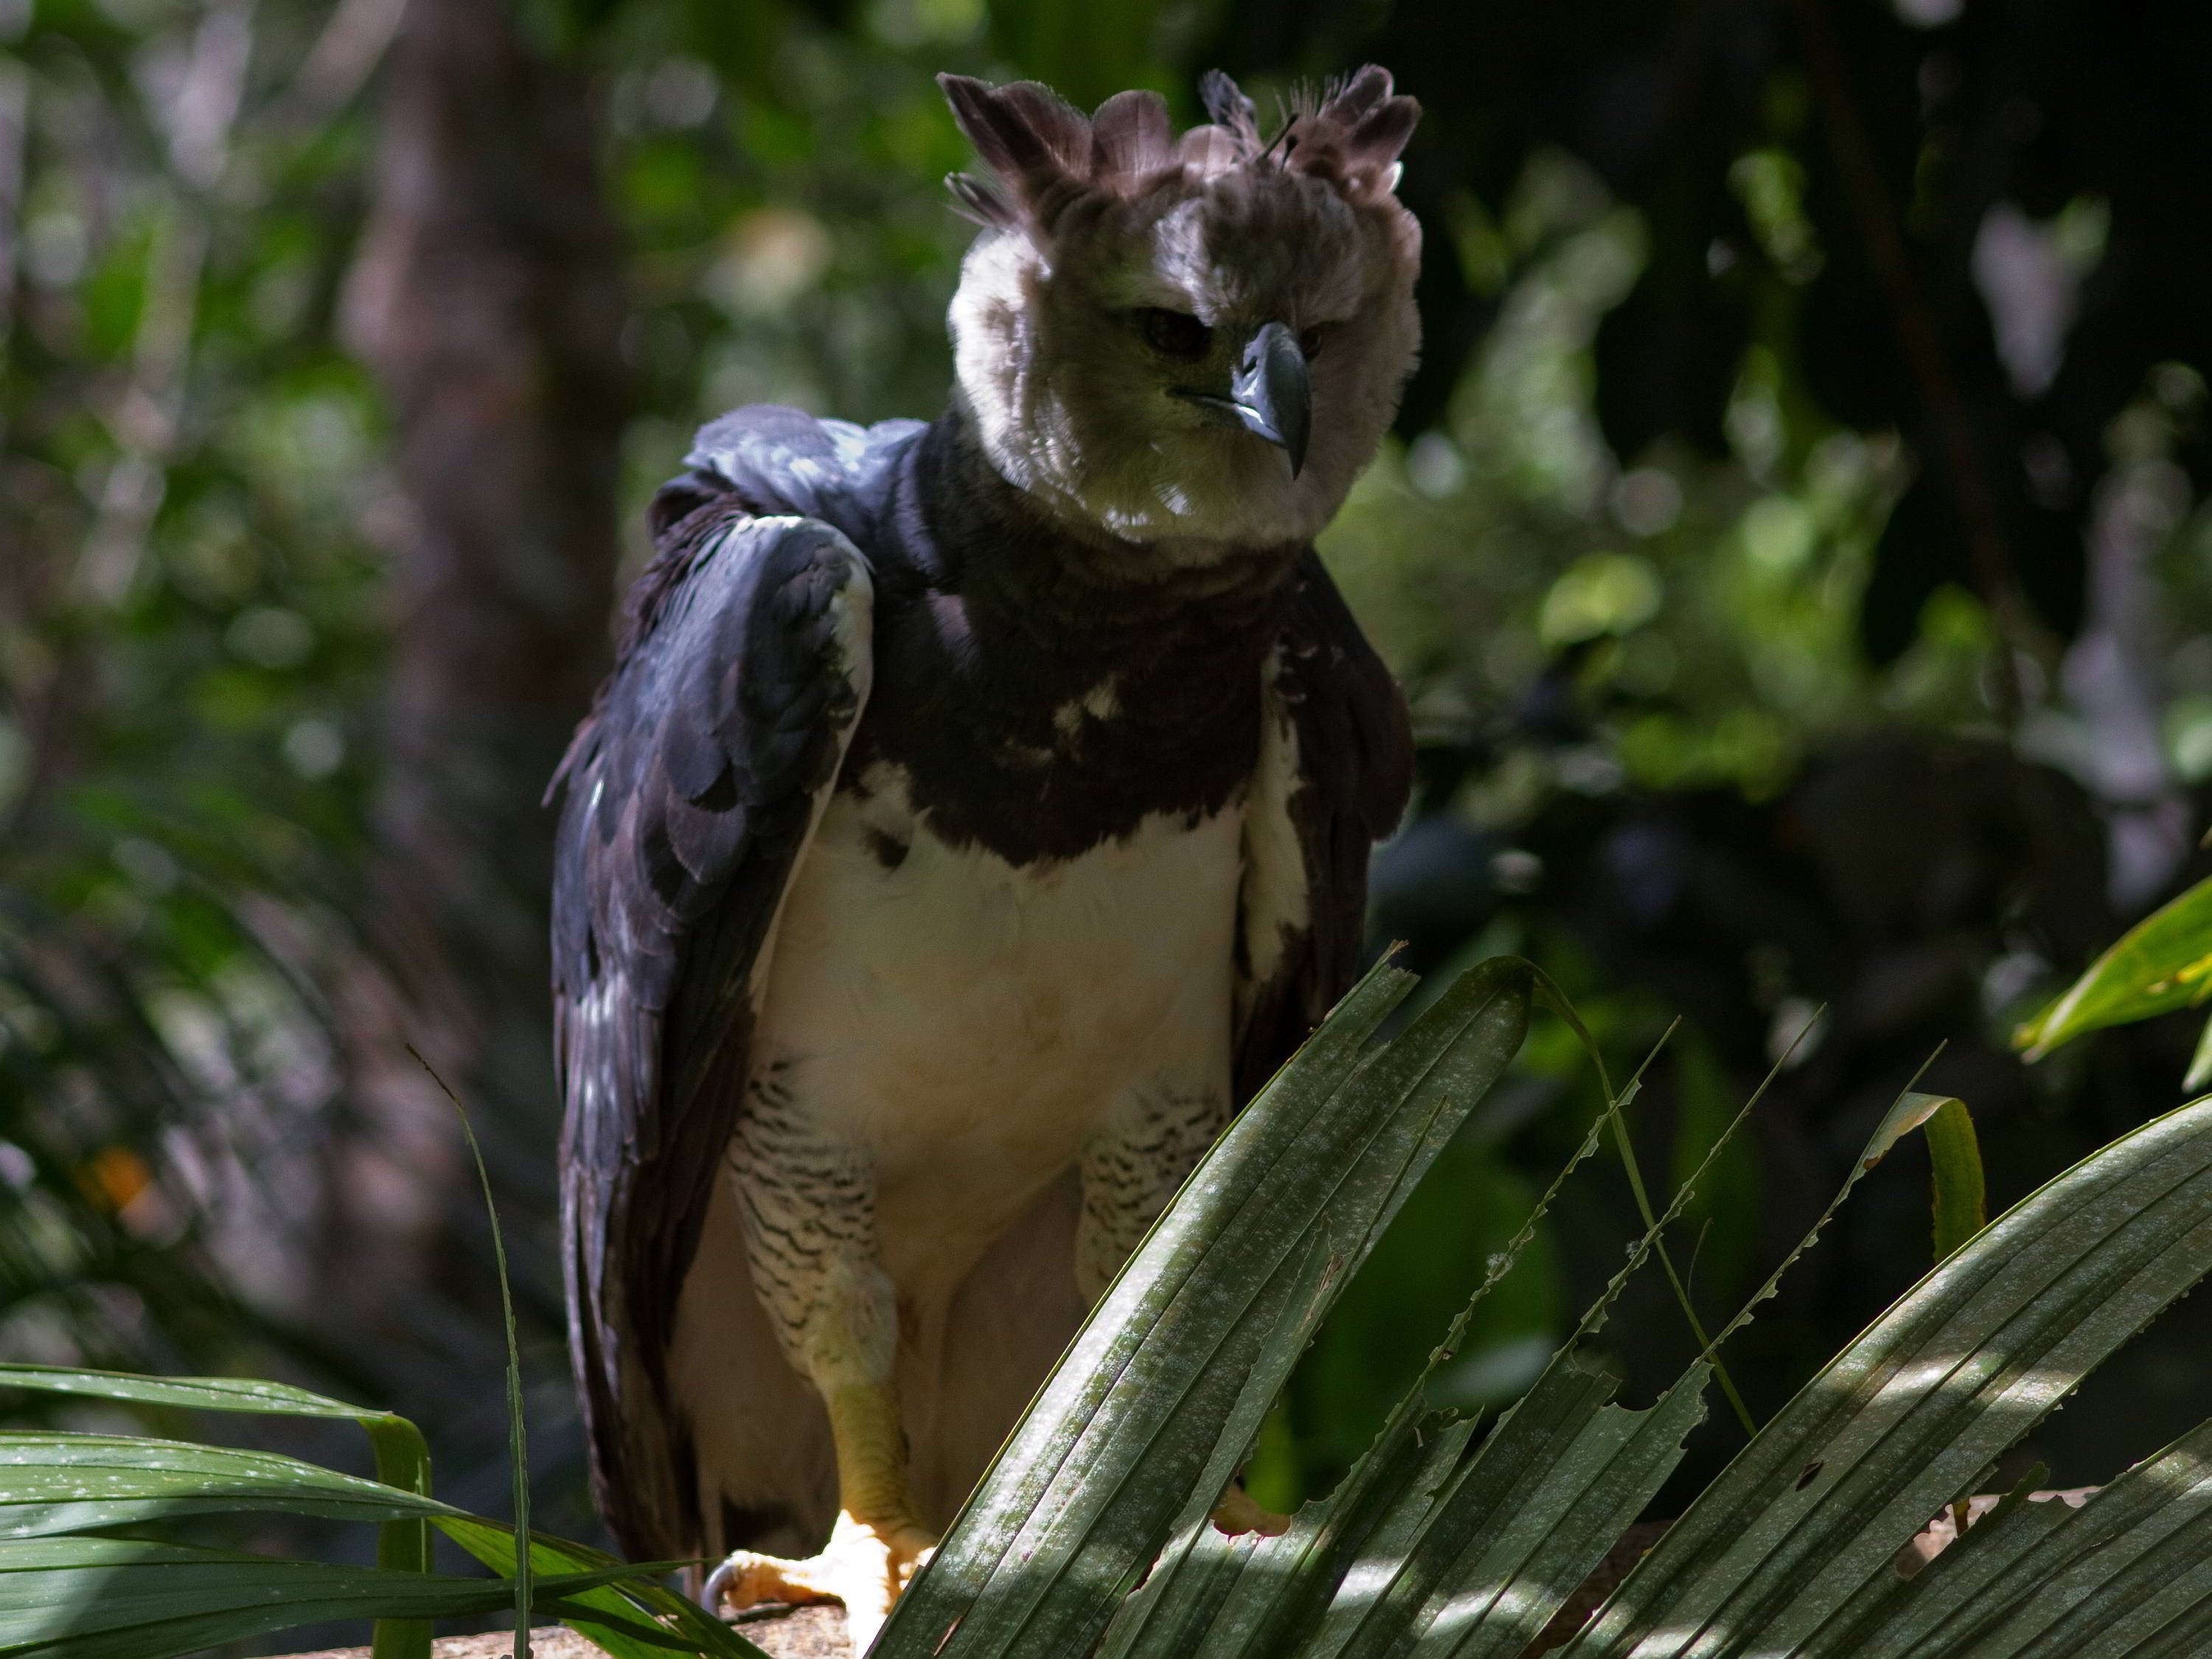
[1172,320,1312,477]
[1229,321,1312,477]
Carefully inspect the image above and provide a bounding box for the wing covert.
[551,496,873,1555]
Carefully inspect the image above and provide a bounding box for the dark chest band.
[841,414,1302,866]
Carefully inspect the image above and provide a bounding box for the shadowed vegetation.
[7,0,2212,1649]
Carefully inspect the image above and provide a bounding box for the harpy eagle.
[551,66,1421,1645]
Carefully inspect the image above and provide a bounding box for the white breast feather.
[751,764,1243,1294]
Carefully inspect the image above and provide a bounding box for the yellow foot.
[1211,1486,1293,1538]
[706,1509,938,1655]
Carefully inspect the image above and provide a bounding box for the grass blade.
[1530,972,1764,1439]
[409,1048,530,1659]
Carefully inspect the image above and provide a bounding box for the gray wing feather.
[1234,549,1411,1105]
[552,498,872,1557]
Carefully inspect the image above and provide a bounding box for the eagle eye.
[1139,307,1213,360]
[1298,324,1324,359]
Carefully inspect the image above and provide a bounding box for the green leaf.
[1920,1096,1986,1262]
[1102,981,1751,1659]
[435,1515,770,1659]
[0,1359,440,1659]
[1857,1087,1953,1169]
[2014,873,2212,1056]
[874,957,1534,1659]
[1861,1088,1987,1262]
[0,1366,381,1423]
[1102,1410,1483,1659]
[366,1414,434,1659]
[0,1433,459,1538]
[2185,1009,2212,1094]
[1106,1054,1630,1659]
[1799,1419,2212,1657]
[1324,1362,1708,1659]
[1287,999,1774,1659]
[0,1537,667,1659]
[1266,1416,1486,1659]
[1557,1096,2212,1655]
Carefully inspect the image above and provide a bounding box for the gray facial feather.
[941,68,1422,552]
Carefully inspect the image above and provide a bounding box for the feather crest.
[1281,65,1419,197]
[938,65,1417,233]
[1089,88,1173,179]
[1198,69,1259,152]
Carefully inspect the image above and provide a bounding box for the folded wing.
[551,496,874,1557]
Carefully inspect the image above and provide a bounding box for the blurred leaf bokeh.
[7,0,2212,1633]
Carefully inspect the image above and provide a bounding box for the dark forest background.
[5,0,2212,1590]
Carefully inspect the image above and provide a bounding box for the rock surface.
[287,1606,848,1659]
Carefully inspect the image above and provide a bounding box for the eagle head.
[941,67,1422,552]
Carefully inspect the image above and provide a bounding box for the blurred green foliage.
[7,0,2212,1596]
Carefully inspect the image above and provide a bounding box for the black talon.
[700,1557,737,1613]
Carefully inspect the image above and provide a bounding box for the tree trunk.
[331,0,625,1405]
